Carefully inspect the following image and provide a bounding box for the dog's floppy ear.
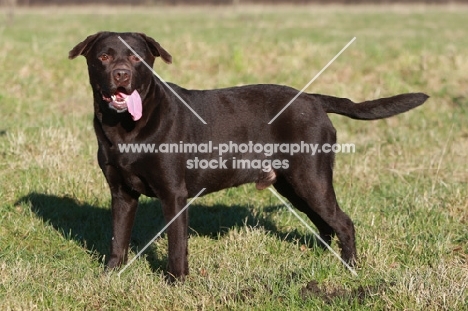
[69,32,106,59]
[138,33,172,64]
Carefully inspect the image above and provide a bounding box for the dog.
[69,31,428,281]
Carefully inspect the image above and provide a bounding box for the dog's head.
[69,32,172,120]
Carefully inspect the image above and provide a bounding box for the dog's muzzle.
[102,90,143,121]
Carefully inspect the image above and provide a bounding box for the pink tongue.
[120,90,142,121]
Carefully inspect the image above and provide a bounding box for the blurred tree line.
[7,0,468,5]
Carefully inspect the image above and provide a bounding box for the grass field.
[0,4,467,310]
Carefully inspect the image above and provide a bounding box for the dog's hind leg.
[273,176,335,249]
[275,122,356,265]
[285,152,357,265]
[280,167,356,266]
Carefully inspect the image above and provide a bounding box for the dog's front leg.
[106,187,139,270]
[161,192,189,282]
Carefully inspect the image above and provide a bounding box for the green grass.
[1,4,467,310]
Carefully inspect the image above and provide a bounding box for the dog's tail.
[315,93,429,120]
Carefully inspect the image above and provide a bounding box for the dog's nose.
[113,69,131,85]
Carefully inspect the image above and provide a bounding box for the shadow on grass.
[17,192,320,273]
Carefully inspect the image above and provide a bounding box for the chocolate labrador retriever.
[69,32,428,280]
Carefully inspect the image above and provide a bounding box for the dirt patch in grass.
[300,279,389,304]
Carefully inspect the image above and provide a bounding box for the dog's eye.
[99,54,110,61]
[130,55,141,62]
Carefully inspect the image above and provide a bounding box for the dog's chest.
[106,144,160,196]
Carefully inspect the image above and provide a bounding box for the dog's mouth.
[102,87,142,121]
